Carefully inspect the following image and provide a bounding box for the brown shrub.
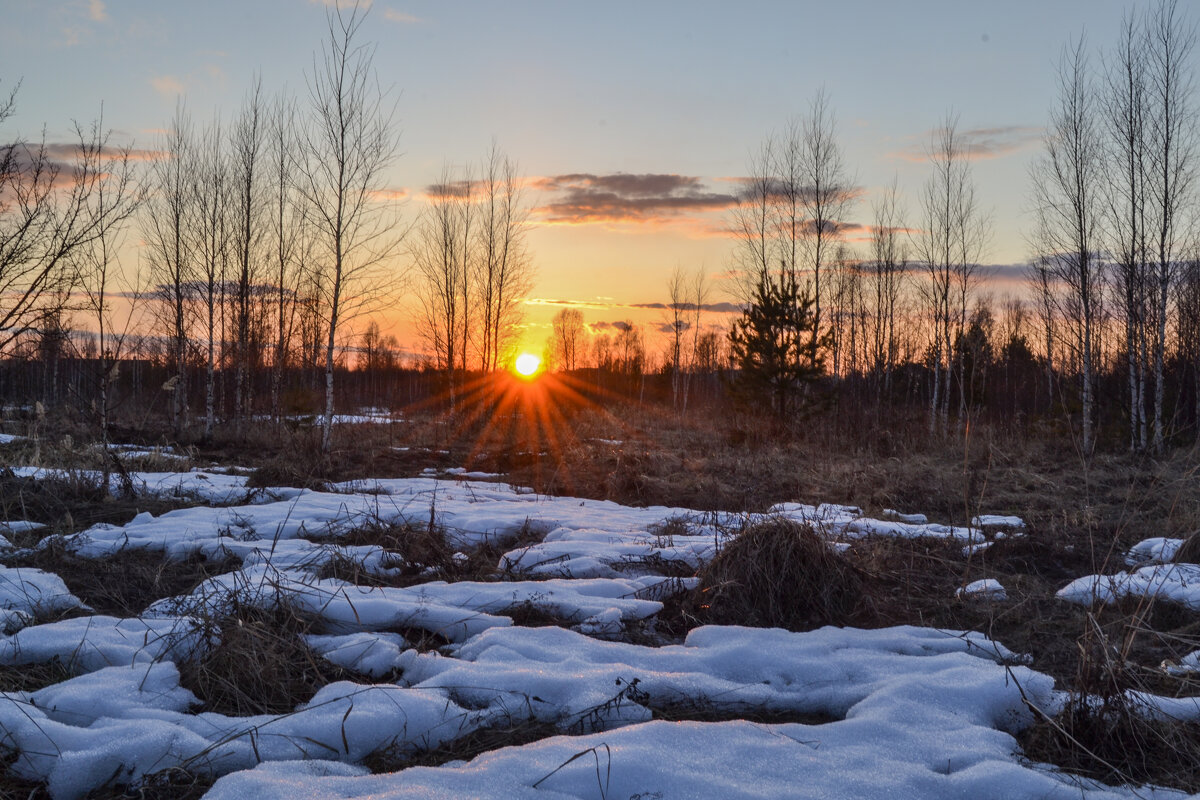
[693,518,869,631]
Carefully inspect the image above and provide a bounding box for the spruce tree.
[729,273,826,418]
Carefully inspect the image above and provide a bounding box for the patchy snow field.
[0,468,1191,799]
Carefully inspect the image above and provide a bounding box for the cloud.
[384,8,420,23]
[629,301,743,313]
[41,142,166,162]
[150,75,185,97]
[423,180,474,200]
[526,297,743,315]
[590,320,635,333]
[87,0,107,22]
[368,187,409,202]
[530,172,737,225]
[724,175,863,206]
[525,298,613,310]
[890,125,1042,163]
[0,141,139,195]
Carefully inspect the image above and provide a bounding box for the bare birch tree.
[191,115,229,438]
[550,308,584,372]
[868,177,906,401]
[413,165,472,408]
[912,113,989,434]
[799,89,855,345]
[1144,0,1197,451]
[268,93,304,420]
[229,80,267,426]
[70,114,142,469]
[299,1,402,451]
[1103,10,1152,450]
[0,87,139,355]
[143,105,195,434]
[1031,36,1104,454]
[475,144,533,371]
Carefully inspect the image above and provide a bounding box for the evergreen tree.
[729,273,827,417]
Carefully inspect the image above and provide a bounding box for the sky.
[2,0,1155,360]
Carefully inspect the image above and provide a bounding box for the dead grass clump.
[363,720,561,775]
[1018,615,1200,793]
[77,767,215,800]
[316,515,457,587]
[502,598,568,628]
[0,468,191,542]
[11,550,241,618]
[177,604,354,717]
[1019,708,1200,793]
[245,459,328,492]
[1172,530,1200,564]
[0,658,73,693]
[693,518,869,631]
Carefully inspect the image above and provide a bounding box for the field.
[1,406,1199,799]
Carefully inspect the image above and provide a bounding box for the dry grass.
[0,659,73,694]
[0,469,194,542]
[1173,530,1200,564]
[362,720,562,775]
[10,548,241,618]
[1018,612,1200,793]
[177,603,355,717]
[314,514,456,588]
[692,518,870,631]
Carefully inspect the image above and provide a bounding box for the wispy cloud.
[41,142,166,162]
[423,180,475,200]
[368,187,409,202]
[309,0,373,8]
[889,125,1042,163]
[525,297,743,314]
[630,301,743,313]
[530,172,737,226]
[150,75,184,97]
[87,0,107,22]
[384,8,420,23]
[525,298,615,310]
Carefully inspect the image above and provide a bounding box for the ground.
[0,406,1198,798]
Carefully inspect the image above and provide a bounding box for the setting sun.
[514,353,541,377]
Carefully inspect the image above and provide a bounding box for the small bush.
[693,518,868,631]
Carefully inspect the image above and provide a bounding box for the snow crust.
[145,564,687,642]
[956,578,1008,601]
[0,564,87,619]
[202,717,1184,800]
[8,466,295,505]
[1058,562,1200,610]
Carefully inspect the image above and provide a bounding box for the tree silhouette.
[729,273,827,418]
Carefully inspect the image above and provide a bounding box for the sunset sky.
[3,0,1146,360]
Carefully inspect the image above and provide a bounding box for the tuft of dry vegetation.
[1018,612,1200,792]
[176,603,356,717]
[0,468,194,542]
[9,548,241,618]
[1173,530,1200,564]
[693,518,870,631]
